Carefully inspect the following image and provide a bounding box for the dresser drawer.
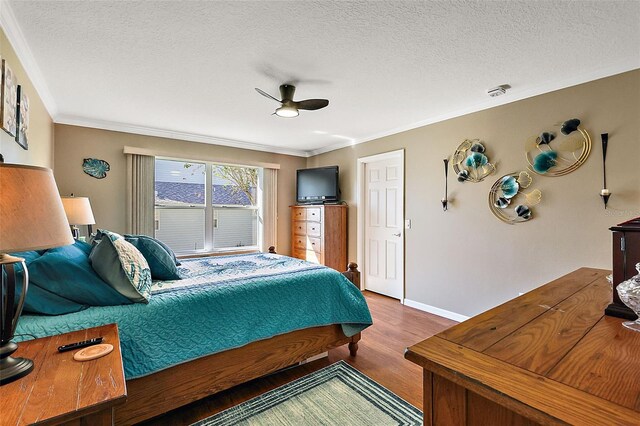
[292,249,321,264]
[306,208,321,222]
[293,235,307,250]
[307,236,322,253]
[292,208,306,221]
[307,222,321,237]
[293,221,307,236]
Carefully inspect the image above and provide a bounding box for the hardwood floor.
[140,291,457,425]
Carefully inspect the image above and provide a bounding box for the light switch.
[405,219,412,229]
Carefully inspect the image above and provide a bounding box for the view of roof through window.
[155,160,257,206]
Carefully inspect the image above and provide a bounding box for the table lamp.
[61,195,96,239]
[0,163,74,385]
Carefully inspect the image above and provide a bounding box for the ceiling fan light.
[275,106,299,118]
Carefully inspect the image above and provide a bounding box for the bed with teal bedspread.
[16,253,372,379]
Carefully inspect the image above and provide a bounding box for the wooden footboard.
[115,254,364,425]
[117,326,360,425]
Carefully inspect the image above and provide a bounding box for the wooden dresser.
[405,268,640,425]
[290,204,347,271]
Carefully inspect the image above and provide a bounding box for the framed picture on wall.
[15,85,29,150]
[1,58,18,137]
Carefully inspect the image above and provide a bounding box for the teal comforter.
[16,253,372,379]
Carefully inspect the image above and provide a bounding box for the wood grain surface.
[438,268,606,352]
[407,336,640,425]
[466,393,537,426]
[3,324,126,426]
[484,273,611,375]
[406,267,640,426]
[548,315,640,411]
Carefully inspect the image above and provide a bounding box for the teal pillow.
[124,236,181,281]
[90,230,152,303]
[8,250,86,315]
[26,240,131,307]
[124,234,181,266]
[9,250,42,264]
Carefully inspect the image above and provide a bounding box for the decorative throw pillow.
[9,250,86,315]
[89,230,152,303]
[27,240,131,307]
[124,236,181,281]
[124,234,181,266]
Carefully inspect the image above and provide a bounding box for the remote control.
[58,337,103,352]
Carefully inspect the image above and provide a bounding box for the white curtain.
[126,154,155,236]
[261,168,278,252]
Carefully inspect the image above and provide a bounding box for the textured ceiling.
[4,0,640,156]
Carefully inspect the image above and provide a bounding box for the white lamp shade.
[0,163,74,252]
[61,196,96,226]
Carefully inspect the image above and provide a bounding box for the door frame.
[356,149,405,301]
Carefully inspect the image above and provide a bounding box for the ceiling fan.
[255,84,329,118]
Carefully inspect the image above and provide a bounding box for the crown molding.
[309,62,640,157]
[55,115,310,158]
[0,0,57,117]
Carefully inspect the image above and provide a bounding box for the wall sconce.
[442,158,449,211]
[600,133,611,209]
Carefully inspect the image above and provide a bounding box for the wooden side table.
[2,323,127,426]
[405,268,640,425]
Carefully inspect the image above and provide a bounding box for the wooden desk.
[405,268,640,425]
[2,324,127,426]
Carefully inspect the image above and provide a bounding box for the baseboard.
[403,299,470,323]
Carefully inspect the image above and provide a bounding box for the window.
[154,159,260,254]
[211,165,258,249]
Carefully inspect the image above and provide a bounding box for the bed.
[16,249,371,425]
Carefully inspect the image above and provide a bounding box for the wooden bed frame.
[114,249,362,425]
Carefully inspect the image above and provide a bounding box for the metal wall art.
[600,133,611,209]
[83,158,110,179]
[488,171,542,224]
[442,158,449,211]
[525,118,591,176]
[452,139,496,183]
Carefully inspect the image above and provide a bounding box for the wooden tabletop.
[2,323,127,426]
[405,267,640,425]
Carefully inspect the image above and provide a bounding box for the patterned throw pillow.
[89,230,152,303]
[124,235,182,279]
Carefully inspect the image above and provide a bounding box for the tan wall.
[0,29,54,167]
[307,70,640,317]
[53,124,306,255]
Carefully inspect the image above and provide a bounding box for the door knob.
[393,232,402,237]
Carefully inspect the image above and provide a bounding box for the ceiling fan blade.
[255,88,281,103]
[296,99,329,110]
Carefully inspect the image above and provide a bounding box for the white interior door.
[363,153,404,299]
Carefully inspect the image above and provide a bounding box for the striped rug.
[192,361,422,426]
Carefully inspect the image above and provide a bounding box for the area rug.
[191,361,422,426]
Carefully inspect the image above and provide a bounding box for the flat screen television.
[296,166,339,204]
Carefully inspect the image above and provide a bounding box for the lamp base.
[0,341,34,385]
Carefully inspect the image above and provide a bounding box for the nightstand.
[2,323,127,426]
